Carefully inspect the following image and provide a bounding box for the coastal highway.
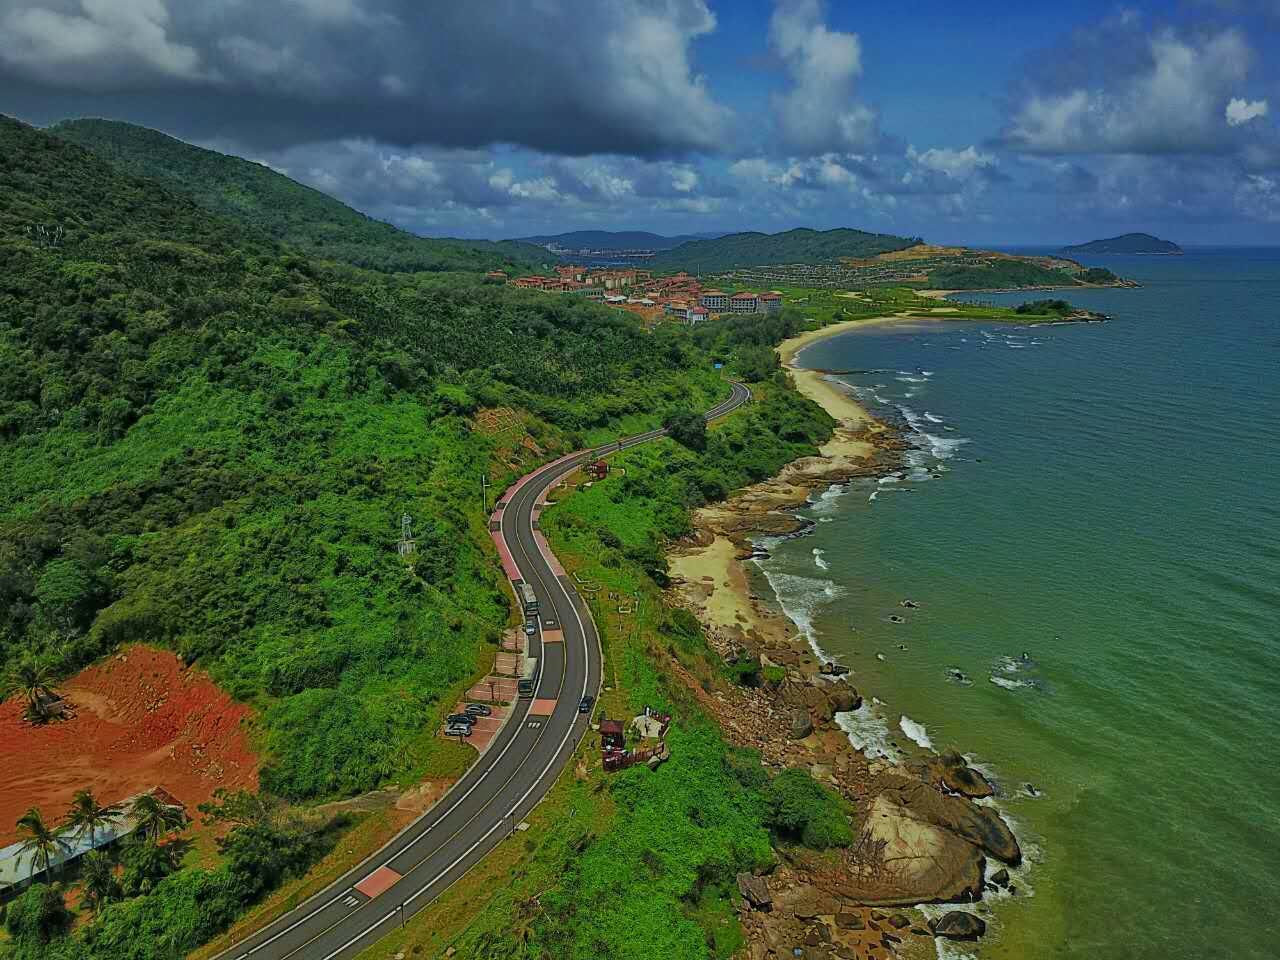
[216,379,751,960]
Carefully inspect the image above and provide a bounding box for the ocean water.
[760,249,1280,959]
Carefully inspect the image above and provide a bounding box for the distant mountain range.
[513,230,720,251]
[49,119,543,274]
[647,227,921,273]
[1061,233,1183,255]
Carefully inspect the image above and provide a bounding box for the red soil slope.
[0,645,259,846]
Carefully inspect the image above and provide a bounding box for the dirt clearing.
[0,645,259,845]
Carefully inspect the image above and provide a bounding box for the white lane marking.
[242,888,354,953]
[320,911,397,960]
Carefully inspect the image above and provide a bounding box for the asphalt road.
[216,379,751,960]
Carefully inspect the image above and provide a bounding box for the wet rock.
[936,751,995,800]
[989,868,1010,889]
[889,914,910,929]
[930,911,987,941]
[835,913,865,931]
[824,684,861,714]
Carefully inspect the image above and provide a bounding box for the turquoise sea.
[761,249,1279,959]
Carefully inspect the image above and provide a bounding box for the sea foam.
[899,715,934,750]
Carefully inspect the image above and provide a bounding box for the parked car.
[445,722,472,737]
[578,695,595,715]
[464,703,492,717]
[446,713,476,726]
[524,622,537,636]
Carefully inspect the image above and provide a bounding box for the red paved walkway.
[355,865,401,898]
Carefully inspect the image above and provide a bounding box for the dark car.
[578,695,595,715]
[464,703,492,717]
[446,713,476,726]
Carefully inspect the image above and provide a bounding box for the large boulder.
[737,872,773,911]
[788,708,814,740]
[931,911,986,941]
[877,775,1021,865]
[934,751,995,799]
[825,684,861,714]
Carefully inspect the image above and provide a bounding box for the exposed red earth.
[0,645,259,845]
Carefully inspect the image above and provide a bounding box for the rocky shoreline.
[664,334,1025,959]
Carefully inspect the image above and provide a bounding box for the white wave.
[757,569,845,660]
[836,704,898,762]
[996,654,1036,673]
[899,715,934,750]
[867,489,878,503]
[924,432,969,460]
[990,675,1034,690]
[878,473,903,485]
[923,411,944,423]
[812,548,828,570]
[922,370,934,376]
[896,375,928,384]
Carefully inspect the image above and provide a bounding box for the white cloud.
[1225,97,1269,126]
[908,145,997,180]
[0,0,209,87]
[1004,27,1254,154]
[768,0,879,154]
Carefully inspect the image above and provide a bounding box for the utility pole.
[481,474,490,513]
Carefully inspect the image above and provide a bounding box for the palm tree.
[0,656,58,722]
[79,850,118,915]
[129,793,186,845]
[15,807,71,880]
[64,789,122,851]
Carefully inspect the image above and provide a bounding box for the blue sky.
[3,0,1278,244]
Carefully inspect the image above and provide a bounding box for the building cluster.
[502,265,783,325]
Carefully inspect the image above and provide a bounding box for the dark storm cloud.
[0,0,730,156]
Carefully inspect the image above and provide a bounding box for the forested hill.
[49,118,543,274]
[650,226,920,272]
[1061,232,1183,255]
[0,112,725,804]
[515,230,708,250]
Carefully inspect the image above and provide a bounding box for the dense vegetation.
[927,257,1080,289]
[3,789,350,960]
[651,227,919,273]
[0,112,723,800]
[1061,232,1182,254]
[1078,266,1119,284]
[49,119,543,275]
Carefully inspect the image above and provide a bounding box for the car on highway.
[524,622,537,636]
[464,703,492,717]
[446,713,476,727]
[578,695,595,714]
[444,722,472,737]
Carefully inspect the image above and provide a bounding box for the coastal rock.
[789,708,815,739]
[930,911,987,941]
[824,684,861,714]
[876,774,1021,865]
[935,751,995,800]
[989,868,1010,889]
[848,794,985,904]
[835,913,865,930]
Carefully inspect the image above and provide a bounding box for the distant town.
[486,265,782,324]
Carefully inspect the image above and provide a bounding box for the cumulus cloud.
[0,0,730,156]
[1001,23,1257,154]
[768,0,879,154]
[1225,97,1269,126]
[0,0,209,88]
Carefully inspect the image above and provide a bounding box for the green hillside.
[49,118,543,275]
[650,226,919,273]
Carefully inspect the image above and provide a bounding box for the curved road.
[218,380,751,960]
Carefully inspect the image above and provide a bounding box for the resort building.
[729,291,759,313]
[699,290,729,312]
